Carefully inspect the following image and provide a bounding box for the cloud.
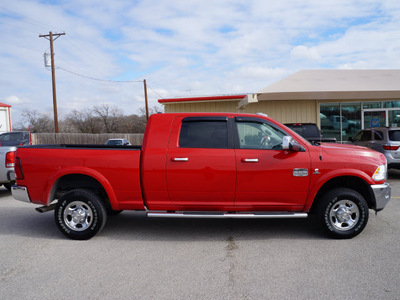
[291,46,321,61]
[4,95,28,105]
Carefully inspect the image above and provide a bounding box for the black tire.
[54,189,107,240]
[316,188,369,239]
[3,182,13,191]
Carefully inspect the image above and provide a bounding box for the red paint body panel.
[16,147,144,210]
[15,112,388,214]
[235,149,311,209]
[165,115,236,209]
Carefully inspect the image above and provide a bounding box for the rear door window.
[374,131,384,141]
[179,119,228,149]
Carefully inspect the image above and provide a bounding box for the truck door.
[234,117,311,210]
[166,116,236,208]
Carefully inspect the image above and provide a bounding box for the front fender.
[305,168,374,211]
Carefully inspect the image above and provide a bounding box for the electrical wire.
[146,84,165,99]
[56,66,166,98]
[56,66,143,83]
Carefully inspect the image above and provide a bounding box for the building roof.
[158,94,246,104]
[0,102,11,108]
[257,69,400,101]
[159,70,400,108]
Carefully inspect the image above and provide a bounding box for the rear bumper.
[11,185,31,203]
[7,170,15,181]
[371,183,391,211]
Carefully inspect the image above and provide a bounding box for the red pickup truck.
[12,113,391,240]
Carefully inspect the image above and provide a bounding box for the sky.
[1,0,400,127]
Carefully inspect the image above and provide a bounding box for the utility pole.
[143,79,149,121]
[39,31,65,133]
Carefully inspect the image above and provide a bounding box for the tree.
[16,103,164,134]
[65,108,103,133]
[19,109,54,133]
[92,104,123,133]
[137,105,163,117]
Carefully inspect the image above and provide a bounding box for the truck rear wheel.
[54,189,107,240]
[316,188,369,239]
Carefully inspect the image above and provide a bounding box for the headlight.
[372,164,387,181]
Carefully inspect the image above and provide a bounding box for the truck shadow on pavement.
[2,208,323,241]
[388,169,400,179]
[102,212,323,241]
[0,188,11,198]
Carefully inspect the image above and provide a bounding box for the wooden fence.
[31,133,144,145]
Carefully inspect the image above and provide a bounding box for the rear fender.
[44,166,119,210]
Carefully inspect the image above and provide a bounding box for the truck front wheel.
[316,188,369,239]
[55,189,107,240]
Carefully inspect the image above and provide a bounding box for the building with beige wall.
[159,69,400,142]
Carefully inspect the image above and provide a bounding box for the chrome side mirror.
[282,136,292,150]
[282,136,305,152]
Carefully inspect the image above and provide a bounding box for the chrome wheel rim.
[63,201,93,231]
[329,200,359,231]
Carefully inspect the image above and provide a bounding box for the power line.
[57,66,165,99]
[146,84,165,99]
[0,6,55,33]
[56,66,143,83]
[0,40,43,53]
[55,66,153,119]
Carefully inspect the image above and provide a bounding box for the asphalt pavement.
[1,173,400,300]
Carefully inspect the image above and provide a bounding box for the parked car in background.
[0,132,28,190]
[321,115,358,133]
[284,123,337,144]
[0,146,16,190]
[349,127,400,169]
[0,131,30,147]
[105,139,131,146]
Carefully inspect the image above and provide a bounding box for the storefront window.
[363,102,382,109]
[342,103,361,136]
[320,103,341,141]
[364,111,386,129]
[320,103,361,142]
[388,110,400,127]
[384,101,400,108]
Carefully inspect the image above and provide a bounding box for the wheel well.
[311,176,375,212]
[51,174,110,208]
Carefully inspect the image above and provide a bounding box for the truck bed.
[15,144,144,210]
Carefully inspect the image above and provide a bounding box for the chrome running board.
[147,212,308,219]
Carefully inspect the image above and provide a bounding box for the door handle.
[242,158,259,163]
[172,157,189,162]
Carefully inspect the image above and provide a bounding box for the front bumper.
[11,185,31,203]
[371,182,391,211]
